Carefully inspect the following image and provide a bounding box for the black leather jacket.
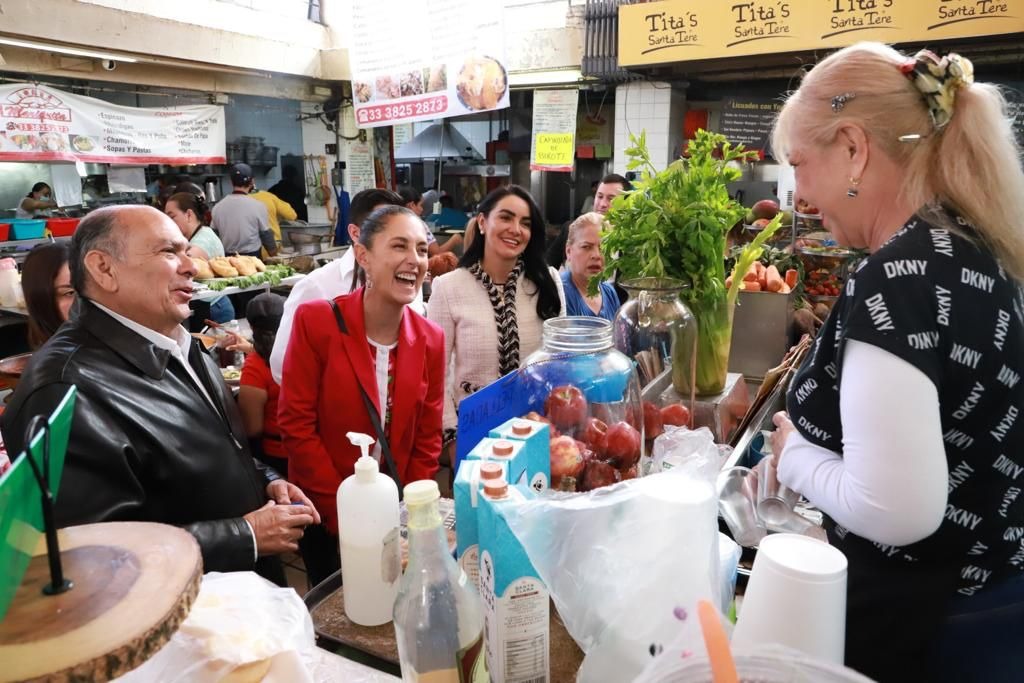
[2,299,281,574]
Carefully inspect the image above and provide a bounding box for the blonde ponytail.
[927,83,1024,280]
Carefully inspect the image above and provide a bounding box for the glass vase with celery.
[596,129,784,395]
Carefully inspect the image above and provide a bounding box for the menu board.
[0,84,225,164]
[349,0,510,128]
[719,98,782,157]
[346,141,375,195]
[530,89,579,172]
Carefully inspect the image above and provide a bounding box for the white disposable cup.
[732,533,848,664]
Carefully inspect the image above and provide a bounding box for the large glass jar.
[521,317,643,491]
[612,278,698,396]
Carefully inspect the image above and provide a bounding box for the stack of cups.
[732,533,849,663]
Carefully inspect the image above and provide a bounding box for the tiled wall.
[613,81,684,175]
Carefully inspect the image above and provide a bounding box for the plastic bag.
[116,571,317,683]
[501,467,721,683]
[648,425,721,481]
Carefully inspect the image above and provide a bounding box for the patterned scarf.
[469,259,524,376]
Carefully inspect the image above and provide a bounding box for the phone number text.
[357,96,448,124]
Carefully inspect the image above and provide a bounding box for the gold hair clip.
[831,92,856,113]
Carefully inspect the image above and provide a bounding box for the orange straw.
[698,599,739,683]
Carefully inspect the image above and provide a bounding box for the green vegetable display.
[598,129,784,394]
[197,265,295,292]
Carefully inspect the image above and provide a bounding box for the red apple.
[549,435,585,489]
[544,385,588,431]
[574,439,596,464]
[620,464,638,480]
[661,403,691,428]
[580,460,621,491]
[579,417,609,458]
[606,421,641,468]
[591,403,614,425]
[642,401,664,440]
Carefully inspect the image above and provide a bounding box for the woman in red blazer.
[279,205,444,586]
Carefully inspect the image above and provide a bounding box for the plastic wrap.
[116,572,318,683]
[647,425,721,480]
[501,467,721,683]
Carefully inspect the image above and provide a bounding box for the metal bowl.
[287,231,329,245]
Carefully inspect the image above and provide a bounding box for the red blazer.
[278,289,444,535]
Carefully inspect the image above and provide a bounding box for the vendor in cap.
[211,163,277,258]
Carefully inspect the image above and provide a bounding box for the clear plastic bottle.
[394,480,488,683]
[338,432,400,627]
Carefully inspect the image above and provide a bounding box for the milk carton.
[465,437,529,486]
[489,418,551,493]
[478,478,549,683]
[453,459,508,589]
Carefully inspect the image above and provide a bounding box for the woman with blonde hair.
[560,212,620,321]
[768,43,1024,681]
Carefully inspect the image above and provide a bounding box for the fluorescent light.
[507,68,583,88]
[0,37,138,63]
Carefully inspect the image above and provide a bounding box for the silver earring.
[847,176,861,198]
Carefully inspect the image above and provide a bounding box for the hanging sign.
[619,0,1024,67]
[349,0,510,128]
[0,84,225,164]
[530,89,579,173]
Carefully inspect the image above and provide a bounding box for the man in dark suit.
[2,206,319,583]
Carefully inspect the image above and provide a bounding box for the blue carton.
[488,418,551,493]
[453,458,511,590]
[478,481,549,683]
[465,437,528,487]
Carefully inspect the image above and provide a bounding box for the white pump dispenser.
[337,431,401,626]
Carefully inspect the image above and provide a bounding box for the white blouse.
[427,266,566,432]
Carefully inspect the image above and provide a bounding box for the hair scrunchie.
[899,49,974,130]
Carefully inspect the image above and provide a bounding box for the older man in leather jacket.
[2,206,319,582]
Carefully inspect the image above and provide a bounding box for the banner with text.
[350,0,510,128]
[530,89,579,173]
[620,0,1024,67]
[0,84,225,164]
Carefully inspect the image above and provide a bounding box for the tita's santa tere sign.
[619,0,1024,67]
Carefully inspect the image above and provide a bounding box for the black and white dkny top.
[786,208,1024,594]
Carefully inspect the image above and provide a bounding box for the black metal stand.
[24,414,73,596]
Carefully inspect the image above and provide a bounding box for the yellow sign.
[620,0,1024,67]
[534,133,575,167]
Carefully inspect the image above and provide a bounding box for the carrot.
[753,261,766,278]
[742,280,762,292]
[784,268,799,289]
[725,275,734,289]
[742,266,758,283]
[765,265,784,292]
[779,282,792,294]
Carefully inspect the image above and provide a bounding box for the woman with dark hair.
[165,192,221,260]
[238,293,287,476]
[427,185,565,445]
[16,182,57,219]
[22,242,75,349]
[165,191,234,323]
[279,204,445,586]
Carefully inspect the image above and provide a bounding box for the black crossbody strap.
[330,300,404,498]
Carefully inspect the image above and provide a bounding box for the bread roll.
[228,256,257,277]
[209,257,239,278]
[193,258,215,280]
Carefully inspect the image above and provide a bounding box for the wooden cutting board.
[0,521,202,683]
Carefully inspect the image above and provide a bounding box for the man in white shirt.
[270,188,420,383]
[1,206,317,584]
